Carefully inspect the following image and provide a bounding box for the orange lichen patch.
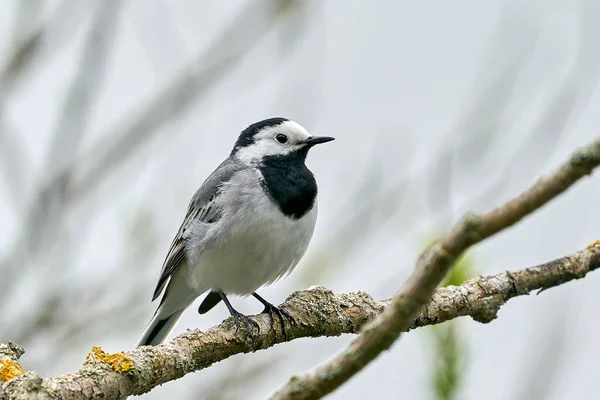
[85,346,133,372]
[0,358,25,382]
[587,240,600,249]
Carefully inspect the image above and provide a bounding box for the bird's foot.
[217,291,260,339]
[261,302,296,340]
[231,310,260,337]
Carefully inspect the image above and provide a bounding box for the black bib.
[259,149,317,220]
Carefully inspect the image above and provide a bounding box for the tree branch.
[1,245,599,399]
[0,343,25,384]
[271,138,600,399]
[0,140,598,399]
[1,139,599,399]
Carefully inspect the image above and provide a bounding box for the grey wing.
[151,158,242,301]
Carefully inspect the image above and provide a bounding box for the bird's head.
[231,117,334,165]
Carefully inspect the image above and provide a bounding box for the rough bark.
[271,137,600,399]
[2,140,599,400]
[1,246,599,399]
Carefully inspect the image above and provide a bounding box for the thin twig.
[270,137,600,399]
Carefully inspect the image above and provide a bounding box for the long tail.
[121,273,199,399]
[136,274,198,347]
[119,310,185,400]
[136,309,185,347]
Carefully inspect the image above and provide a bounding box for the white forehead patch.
[234,120,312,164]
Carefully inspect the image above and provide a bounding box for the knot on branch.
[284,286,382,335]
[284,285,336,306]
[570,144,600,174]
[0,342,24,360]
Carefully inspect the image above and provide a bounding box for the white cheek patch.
[234,120,312,165]
[235,140,296,164]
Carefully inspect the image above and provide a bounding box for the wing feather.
[150,159,241,302]
[152,209,196,301]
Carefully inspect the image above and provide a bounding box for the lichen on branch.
[1,245,600,399]
[0,342,25,383]
[84,346,133,373]
[271,137,600,400]
[1,139,599,400]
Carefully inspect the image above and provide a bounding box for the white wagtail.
[136,117,334,347]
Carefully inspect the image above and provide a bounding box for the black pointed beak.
[302,136,335,146]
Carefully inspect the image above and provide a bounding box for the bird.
[135,117,334,347]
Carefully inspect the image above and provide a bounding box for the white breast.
[185,169,318,295]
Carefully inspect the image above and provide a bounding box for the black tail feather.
[198,291,222,314]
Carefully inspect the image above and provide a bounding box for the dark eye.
[275,134,288,144]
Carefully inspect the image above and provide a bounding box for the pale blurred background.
[1,1,600,399]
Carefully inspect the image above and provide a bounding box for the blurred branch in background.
[427,3,539,228]
[0,0,89,203]
[0,0,308,355]
[300,144,413,286]
[300,2,570,288]
[2,245,600,399]
[63,0,305,206]
[429,314,465,400]
[513,303,569,400]
[0,1,598,399]
[191,356,281,400]
[0,0,123,333]
[25,0,121,260]
[0,0,43,209]
[426,247,477,400]
[0,0,88,93]
[0,0,83,211]
[272,138,600,399]
[8,207,160,346]
[470,0,600,209]
[0,106,29,209]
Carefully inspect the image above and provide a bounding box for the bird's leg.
[252,292,296,340]
[218,291,260,336]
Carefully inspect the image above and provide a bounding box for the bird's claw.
[261,303,296,340]
[231,311,260,337]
